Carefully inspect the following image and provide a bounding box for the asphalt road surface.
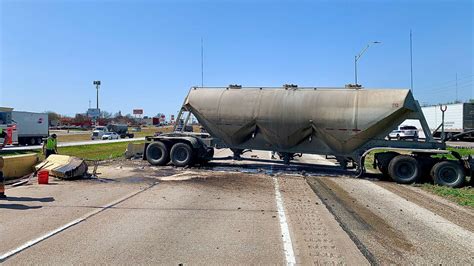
[1,150,473,264]
[1,137,145,151]
[446,141,474,148]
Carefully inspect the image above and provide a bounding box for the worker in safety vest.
[0,127,6,149]
[0,156,5,198]
[43,133,58,158]
[0,126,6,198]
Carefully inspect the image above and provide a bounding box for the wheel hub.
[150,147,163,159]
[175,148,187,162]
[397,162,414,180]
[440,166,457,183]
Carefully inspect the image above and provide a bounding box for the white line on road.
[0,183,157,262]
[273,177,296,265]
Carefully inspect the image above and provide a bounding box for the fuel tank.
[184,86,419,156]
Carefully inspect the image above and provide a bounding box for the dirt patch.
[307,176,413,265]
[377,182,474,232]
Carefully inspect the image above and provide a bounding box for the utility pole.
[456,73,458,102]
[410,30,414,94]
[354,41,381,85]
[201,37,204,87]
[88,99,91,109]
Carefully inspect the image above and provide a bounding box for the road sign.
[133,109,143,115]
[87,108,100,118]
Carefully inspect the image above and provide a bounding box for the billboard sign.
[87,108,100,118]
[133,109,143,115]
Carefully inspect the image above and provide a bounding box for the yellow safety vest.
[46,137,57,150]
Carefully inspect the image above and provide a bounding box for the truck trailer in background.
[403,103,474,140]
[0,108,49,146]
[107,124,134,139]
[422,103,474,140]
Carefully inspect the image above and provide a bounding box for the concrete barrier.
[125,143,145,159]
[0,154,39,180]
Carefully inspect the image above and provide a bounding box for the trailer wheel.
[375,152,399,179]
[170,143,194,167]
[431,161,465,188]
[388,155,420,184]
[198,148,214,165]
[146,141,170,166]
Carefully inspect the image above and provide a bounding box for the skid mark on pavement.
[0,182,158,262]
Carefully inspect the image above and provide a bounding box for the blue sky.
[1,0,472,117]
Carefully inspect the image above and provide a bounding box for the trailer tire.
[170,143,194,167]
[146,141,170,166]
[431,161,465,188]
[375,152,399,179]
[388,155,420,184]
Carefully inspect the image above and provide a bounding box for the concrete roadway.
[1,137,146,151]
[1,150,473,264]
[0,151,367,265]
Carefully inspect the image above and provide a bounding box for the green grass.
[1,141,144,161]
[445,147,474,158]
[57,141,144,161]
[421,184,474,207]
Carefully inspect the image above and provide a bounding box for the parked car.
[388,125,419,140]
[91,126,109,140]
[101,132,120,140]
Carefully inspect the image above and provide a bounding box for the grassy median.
[1,141,144,161]
[57,141,144,160]
[421,184,474,207]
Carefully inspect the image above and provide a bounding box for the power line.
[456,73,458,102]
[429,79,472,92]
[410,30,414,94]
[422,73,473,89]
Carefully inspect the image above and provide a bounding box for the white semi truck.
[423,103,474,140]
[0,108,49,145]
[404,103,474,140]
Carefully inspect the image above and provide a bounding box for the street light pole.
[93,80,101,110]
[354,55,358,85]
[354,41,381,85]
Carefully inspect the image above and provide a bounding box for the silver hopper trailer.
[144,85,473,187]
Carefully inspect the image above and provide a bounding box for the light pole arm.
[355,44,371,62]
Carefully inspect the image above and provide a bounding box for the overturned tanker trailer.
[144,85,473,187]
